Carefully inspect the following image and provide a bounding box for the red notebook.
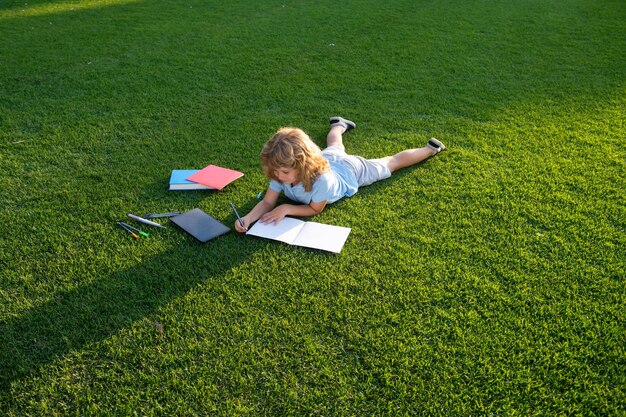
[185,164,244,190]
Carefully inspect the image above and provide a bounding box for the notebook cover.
[169,170,214,190]
[170,208,230,242]
[185,164,244,190]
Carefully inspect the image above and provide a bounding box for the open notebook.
[246,217,351,253]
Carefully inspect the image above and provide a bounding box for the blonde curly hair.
[261,127,329,192]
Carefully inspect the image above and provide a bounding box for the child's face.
[274,167,299,185]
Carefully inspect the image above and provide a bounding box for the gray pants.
[323,146,392,187]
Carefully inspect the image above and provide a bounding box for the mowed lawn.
[0,0,624,415]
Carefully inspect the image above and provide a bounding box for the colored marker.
[142,212,181,219]
[117,222,138,239]
[128,213,165,228]
[119,222,149,237]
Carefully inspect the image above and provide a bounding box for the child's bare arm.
[259,200,327,224]
[234,188,280,232]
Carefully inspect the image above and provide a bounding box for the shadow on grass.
[0,237,256,393]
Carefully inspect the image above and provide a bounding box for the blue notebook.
[169,170,214,190]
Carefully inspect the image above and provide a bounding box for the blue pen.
[229,202,245,228]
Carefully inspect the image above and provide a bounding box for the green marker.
[120,222,149,237]
[118,222,138,239]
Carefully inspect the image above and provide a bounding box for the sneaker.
[329,116,356,132]
[426,137,446,153]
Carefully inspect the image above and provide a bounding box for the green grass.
[1,0,624,414]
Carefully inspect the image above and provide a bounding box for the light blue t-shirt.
[269,159,359,204]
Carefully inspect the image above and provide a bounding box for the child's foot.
[330,116,356,132]
[426,137,446,154]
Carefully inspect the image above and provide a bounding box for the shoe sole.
[427,138,445,152]
[329,116,356,131]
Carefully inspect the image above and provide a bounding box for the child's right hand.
[234,218,248,233]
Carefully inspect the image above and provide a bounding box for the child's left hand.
[260,205,289,224]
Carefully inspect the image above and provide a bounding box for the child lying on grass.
[234,117,445,232]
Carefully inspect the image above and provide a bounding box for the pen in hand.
[230,202,246,231]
